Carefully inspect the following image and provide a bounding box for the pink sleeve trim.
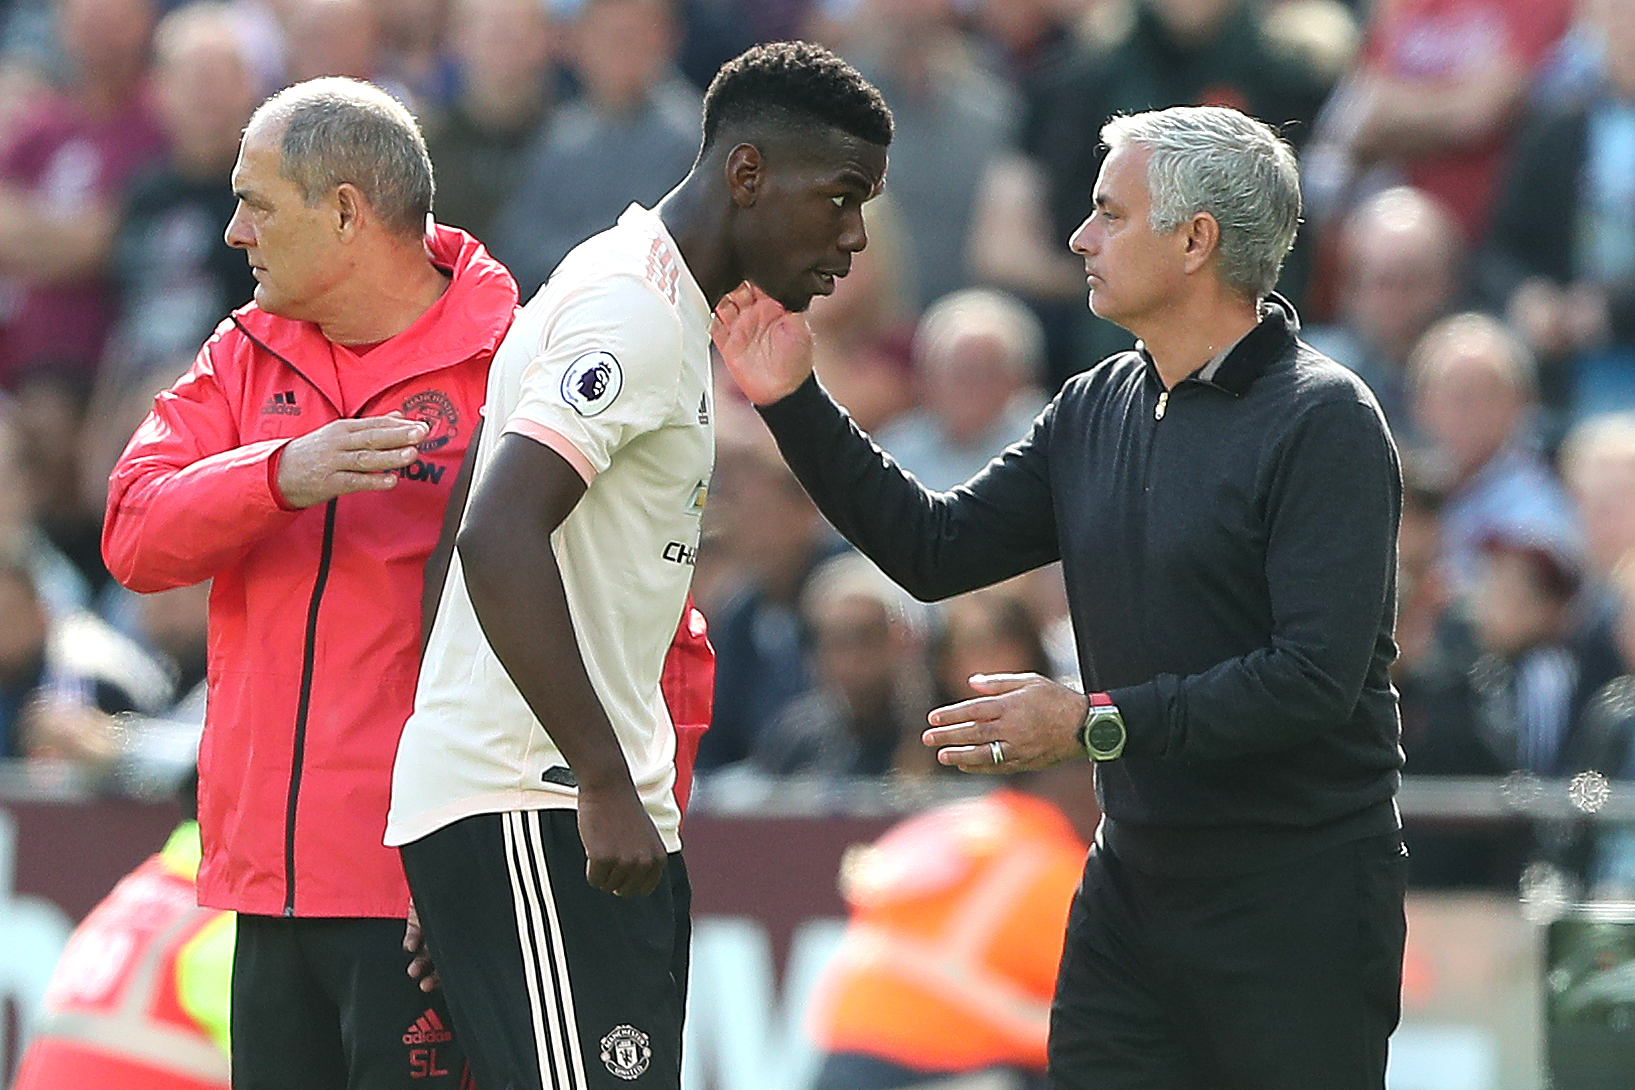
[503,419,597,483]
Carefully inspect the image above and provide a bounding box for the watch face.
[1087,716,1124,755]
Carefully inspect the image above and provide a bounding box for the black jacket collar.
[1136,293,1299,398]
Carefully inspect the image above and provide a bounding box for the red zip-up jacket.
[104,226,520,918]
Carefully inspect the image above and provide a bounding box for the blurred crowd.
[2,0,1635,900]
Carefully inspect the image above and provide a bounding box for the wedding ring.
[989,740,1005,765]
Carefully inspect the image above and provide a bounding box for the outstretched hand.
[710,282,816,406]
[923,673,1091,773]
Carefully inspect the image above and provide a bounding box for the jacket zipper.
[1143,380,1169,492]
[284,498,339,916]
[231,318,350,919]
[1136,379,1172,673]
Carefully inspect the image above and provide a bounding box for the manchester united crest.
[402,390,459,452]
[599,1024,651,1080]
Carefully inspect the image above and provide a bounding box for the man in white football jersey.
[386,41,893,1090]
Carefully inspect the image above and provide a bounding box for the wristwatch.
[1080,692,1126,761]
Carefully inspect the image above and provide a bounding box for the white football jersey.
[387,204,713,851]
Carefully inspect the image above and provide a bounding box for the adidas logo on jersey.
[403,1009,454,1044]
[260,390,300,416]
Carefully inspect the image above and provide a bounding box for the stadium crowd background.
[2,0,1635,912]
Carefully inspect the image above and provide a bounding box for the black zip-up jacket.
[759,297,1403,877]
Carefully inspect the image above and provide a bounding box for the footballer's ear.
[725,143,764,209]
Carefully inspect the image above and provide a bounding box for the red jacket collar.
[227,224,519,413]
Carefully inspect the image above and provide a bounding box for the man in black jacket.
[714,104,1405,1089]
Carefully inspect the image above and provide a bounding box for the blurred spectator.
[1394,460,1472,762]
[1480,0,1635,422]
[1466,521,1595,776]
[105,0,260,390]
[1559,414,1635,657]
[671,0,757,93]
[1004,563,1078,685]
[0,0,166,391]
[0,553,53,756]
[1464,518,1631,892]
[376,0,457,110]
[0,0,57,75]
[824,0,1018,310]
[12,769,232,1090]
[1403,333,1601,886]
[1578,556,1635,892]
[1562,412,1635,597]
[224,0,294,96]
[1305,0,1573,245]
[1575,559,1635,778]
[489,0,700,296]
[1304,185,1463,440]
[13,365,102,590]
[0,551,174,769]
[750,552,930,778]
[1392,512,1619,891]
[970,0,1343,386]
[1393,453,1461,693]
[62,1,260,602]
[967,0,1086,92]
[806,193,916,433]
[1393,454,1520,889]
[0,14,52,154]
[77,362,200,602]
[1447,518,1630,892]
[1531,0,1616,110]
[281,0,414,104]
[129,580,209,710]
[31,578,209,794]
[927,587,1054,708]
[1408,311,1580,592]
[695,416,834,771]
[107,582,213,793]
[423,0,556,244]
[1554,412,1635,762]
[879,287,1047,491]
[806,762,1097,1090]
[0,392,89,613]
[900,585,1058,779]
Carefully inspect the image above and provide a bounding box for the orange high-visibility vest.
[810,789,1087,1074]
[14,822,231,1090]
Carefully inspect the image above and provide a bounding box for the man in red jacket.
[101,76,517,1090]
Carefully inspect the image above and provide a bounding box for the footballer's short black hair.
[701,41,893,154]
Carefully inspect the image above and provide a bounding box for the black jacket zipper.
[231,317,349,919]
[284,499,338,915]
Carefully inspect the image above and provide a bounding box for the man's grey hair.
[250,77,433,238]
[1101,105,1300,298]
[914,287,1045,383]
